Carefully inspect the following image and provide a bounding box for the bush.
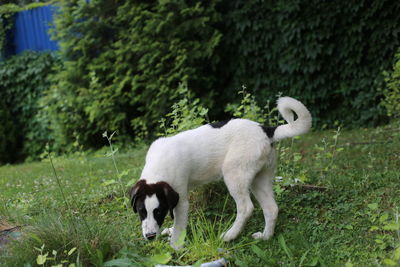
[0,51,59,163]
[225,86,281,125]
[47,0,222,151]
[218,0,400,127]
[46,0,400,155]
[381,50,400,119]
[9,0,398,157]
[158,82,209,137]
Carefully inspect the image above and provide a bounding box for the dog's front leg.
[161,227,173,237]
[170,198,189,250]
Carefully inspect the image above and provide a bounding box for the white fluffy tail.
[272,97,312,142]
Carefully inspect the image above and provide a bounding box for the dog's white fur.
[139,97,311,248]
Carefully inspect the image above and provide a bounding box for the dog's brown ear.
[161,183,179,219]
[128,180,146,213]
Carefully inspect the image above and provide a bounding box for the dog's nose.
[145,233,157,240]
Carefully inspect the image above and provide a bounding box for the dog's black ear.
[128,180,146,213]
[160,183,179,219]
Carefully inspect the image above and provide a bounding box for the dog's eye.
[138,208,147,220]
[154,208,160,216]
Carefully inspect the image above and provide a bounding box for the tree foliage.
[2,0,400,163]
[47,0,222,150]
[381,50,400,119]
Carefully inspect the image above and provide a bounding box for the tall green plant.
[158,82,209,137]
[225,86,282,126]
[381,50,400,119]
[47,0,222,151]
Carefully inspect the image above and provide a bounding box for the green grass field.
[1,124,399,266]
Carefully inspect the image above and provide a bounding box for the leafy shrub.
[47,0,222,151]
[218,0,400,127]
[0,51,59,163]
[158,82,209,137]
[46,0,400,156]
[381,51,400,119]
[7,0,398,157]
[225,85,282,126]
[157,83,279,138]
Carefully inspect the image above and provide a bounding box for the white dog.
[129,97,311,249]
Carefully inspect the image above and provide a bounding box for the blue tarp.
[12,5,58,55]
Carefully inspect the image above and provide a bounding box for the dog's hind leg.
[220,170,255,242]
[250,167,278,240]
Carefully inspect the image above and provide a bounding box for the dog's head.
[128,179,179,240]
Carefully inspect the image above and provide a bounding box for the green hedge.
[0,51,59,163]
[47,0,400,153]
[2,0,400,162]
[219,0,400,127]
[47,0,222,150]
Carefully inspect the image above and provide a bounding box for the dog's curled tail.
[272,97,312,142]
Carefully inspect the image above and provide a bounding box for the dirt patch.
[0,220,15,231]
[0,220,22,249]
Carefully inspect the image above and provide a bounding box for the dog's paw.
[251,232,264,240]
[161,227,173,237]
[220,230,237,242]
[170,241,184,250]
[251,231,272,240]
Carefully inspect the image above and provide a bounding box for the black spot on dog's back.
[209,120,230,128]
[261,126,277,138]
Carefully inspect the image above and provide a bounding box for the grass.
[0,124,399,266]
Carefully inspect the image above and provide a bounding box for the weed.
[158,82,209,137]
[225,85,282,125]
[366,203,400,266]
[102,131,132,210]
